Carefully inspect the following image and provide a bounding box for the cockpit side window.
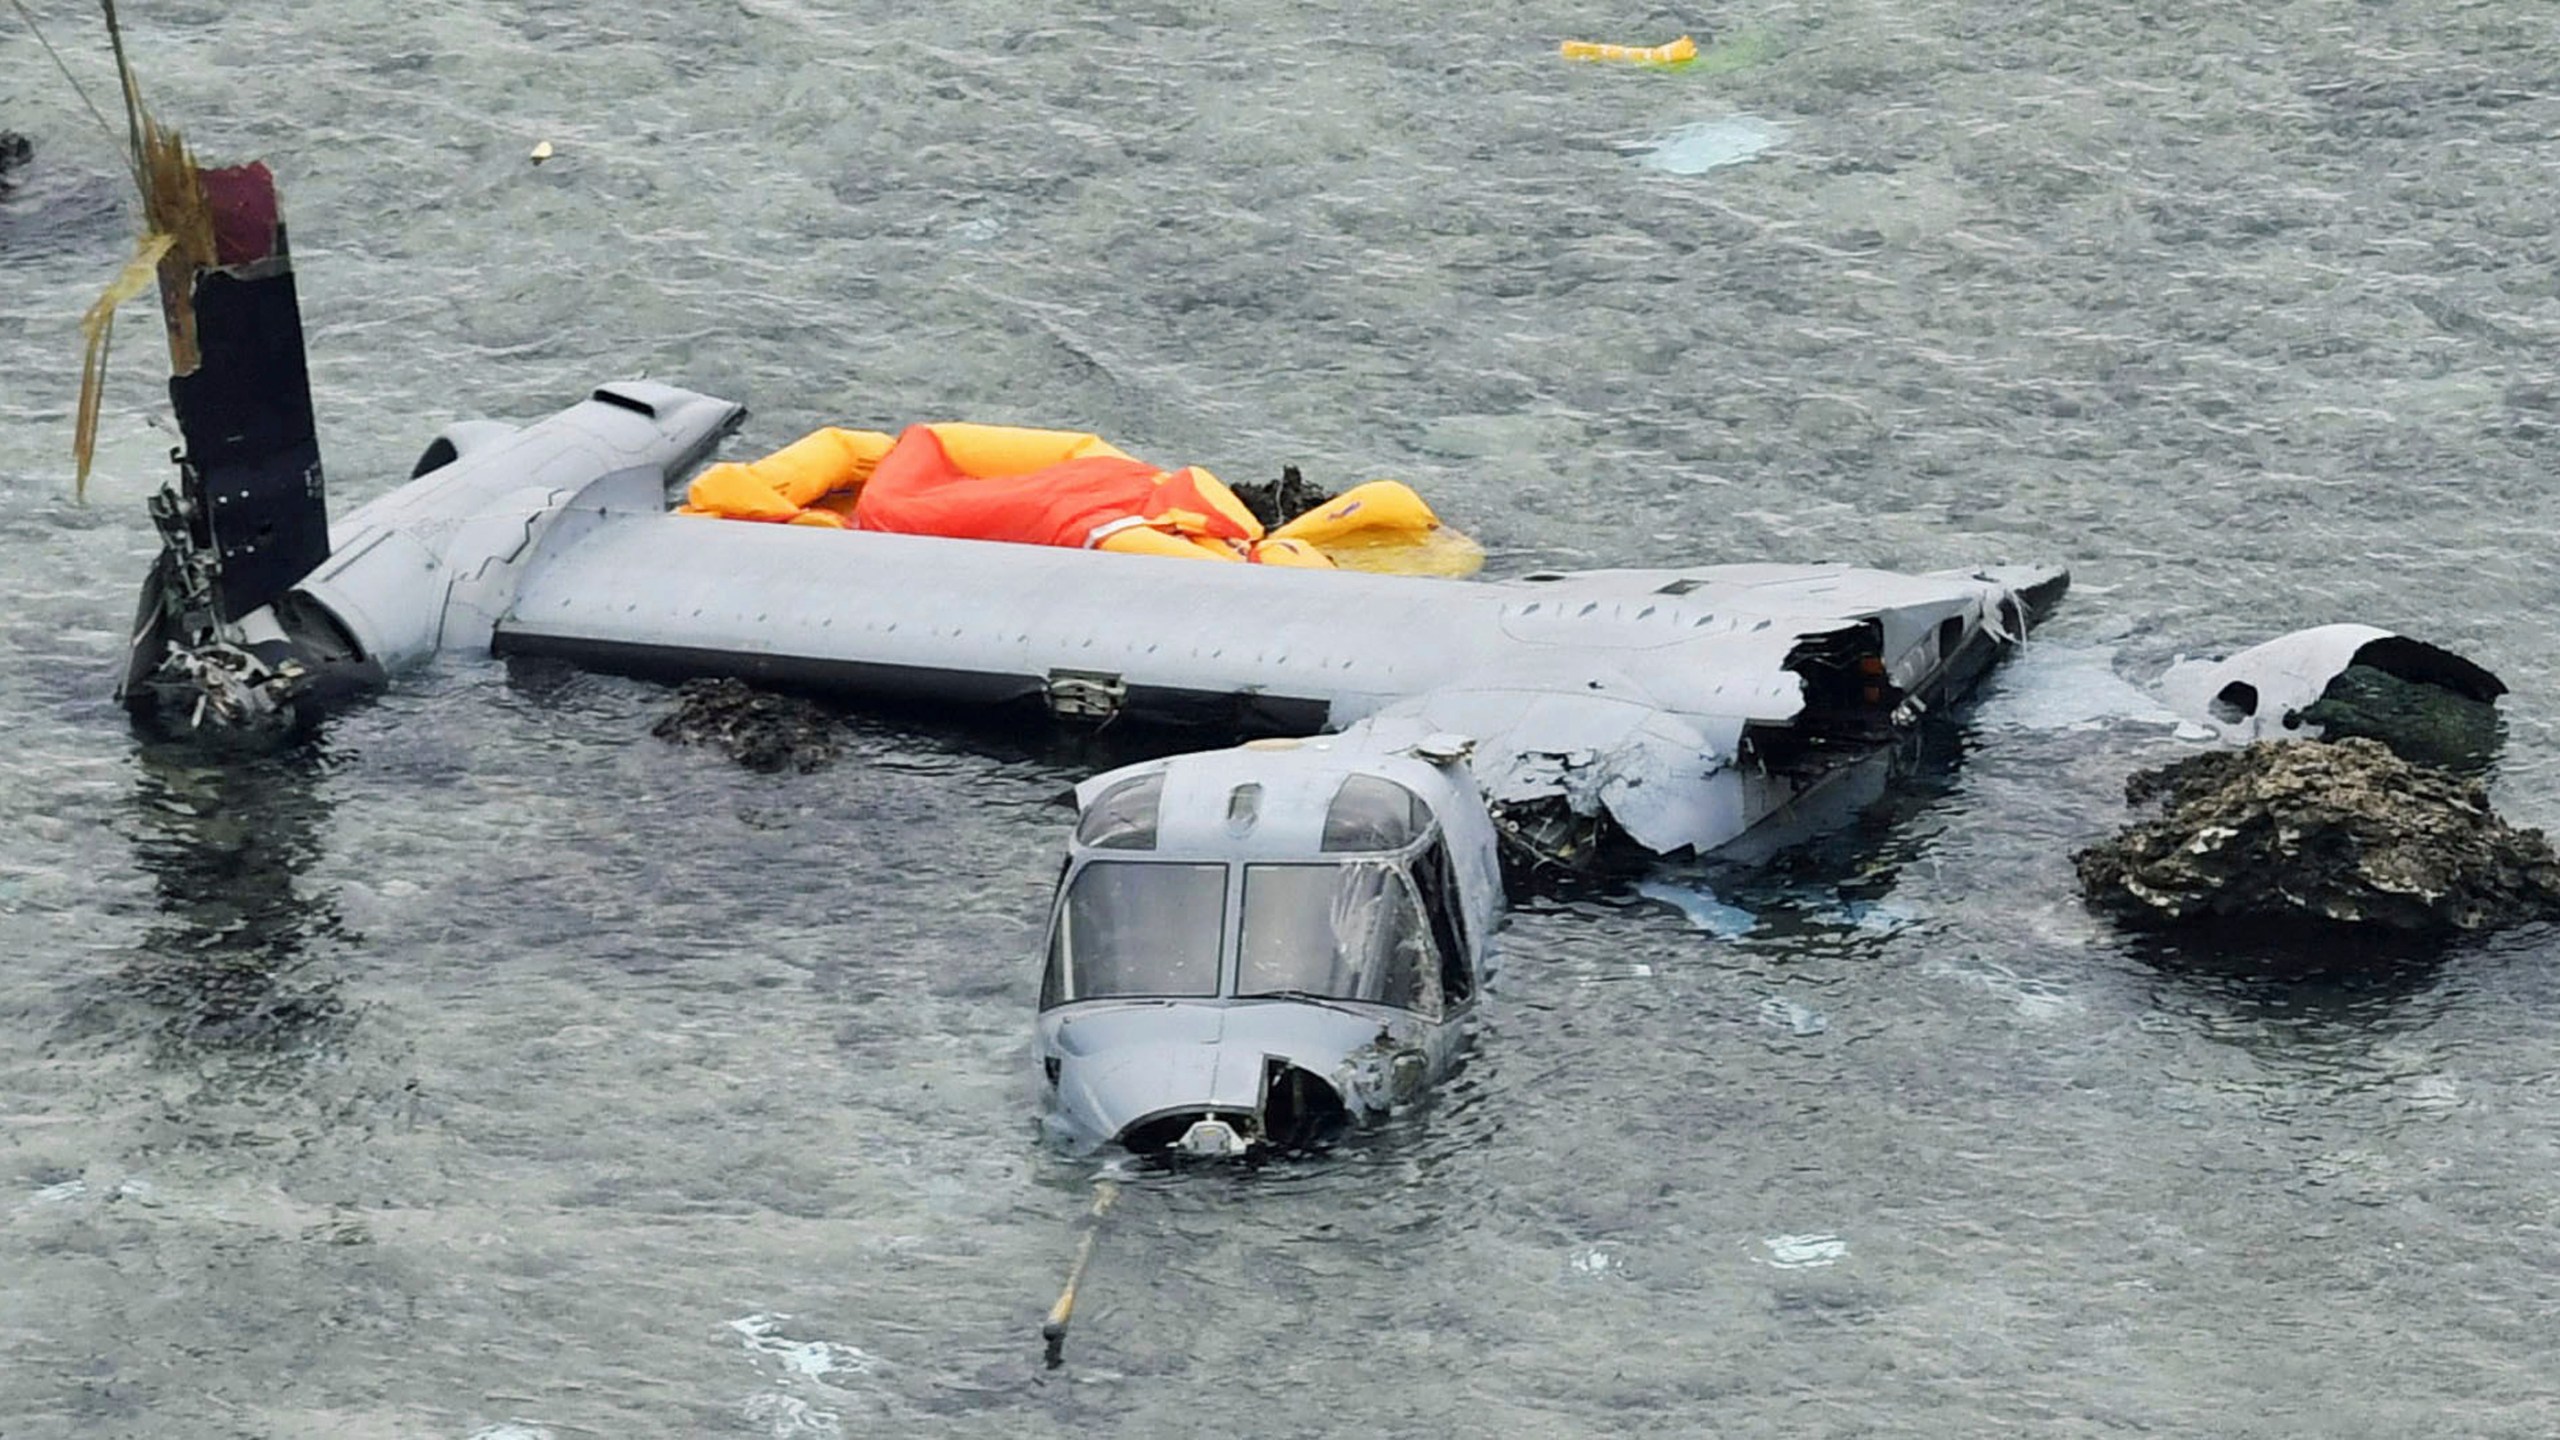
[1076,773,1165,850]
[1412,837,1473,1006]
[1237,862,1441,1017]
[1041,860,1225,1008]
[1320,775,1431,852]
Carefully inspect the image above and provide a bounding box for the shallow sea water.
[5,1,2560,1435]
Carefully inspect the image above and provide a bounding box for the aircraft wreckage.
[101,140,2514,1168]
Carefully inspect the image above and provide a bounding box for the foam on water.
[1759,1234,1849,1269]
[1634,878,1759,937]
[1977,643,2194,734]
[730,1313,874,1381]
[1636,115,1785,176]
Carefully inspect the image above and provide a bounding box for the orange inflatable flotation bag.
[679,421,1477,573]
[852,424,1265,554]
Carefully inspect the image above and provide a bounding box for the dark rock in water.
[651,677,842,773]
[2296,661,2502,773]
[2076,738,2560,935]
[1231,464,1337,530]
[0,132,29,196]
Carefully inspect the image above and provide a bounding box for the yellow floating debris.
[529,139,554,165]
[1559,35,1698,66]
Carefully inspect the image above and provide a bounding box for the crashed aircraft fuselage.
[99,133,2514,1168]
[120,378,2519,1157]
[119,381,2084,1156]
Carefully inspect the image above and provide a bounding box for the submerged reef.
[651,677,842,773]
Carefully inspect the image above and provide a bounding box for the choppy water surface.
[6,1,2560,1434]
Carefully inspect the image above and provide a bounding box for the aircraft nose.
[1047,1037,1350,1155]
[1050,1039,1261,1153]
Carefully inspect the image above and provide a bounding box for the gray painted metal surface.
[501,527,2033,727]
[1037,719,1502,1154]
[123,379,2076,858]
[300,382,743,671]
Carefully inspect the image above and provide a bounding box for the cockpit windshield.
[1238,862,1440,1016]
[1042,861,1224,1007]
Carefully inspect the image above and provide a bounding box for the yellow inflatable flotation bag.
[1271,480,1485,576]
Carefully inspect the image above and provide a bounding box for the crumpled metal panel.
[1378,671,1757,854]
[1372,565,2048,856]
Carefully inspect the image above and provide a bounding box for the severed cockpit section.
[1036,721,1502,1157]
